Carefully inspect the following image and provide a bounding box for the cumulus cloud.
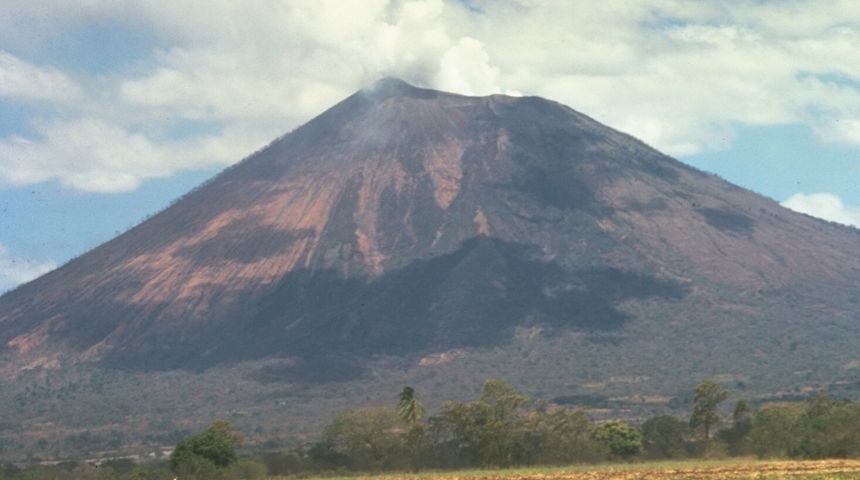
[1,0,860,190]
[782,192,860,227]
[0,51,84,103]
[116,1,496,119]
[0,118,279,192]
[814,118,860,145]
[0,0,502,192]
[0,244,56,293]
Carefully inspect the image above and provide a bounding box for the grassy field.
[292,459,860,480]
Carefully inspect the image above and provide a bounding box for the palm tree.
[397,386,425,426]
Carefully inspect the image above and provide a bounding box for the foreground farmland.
[299,459,860,480]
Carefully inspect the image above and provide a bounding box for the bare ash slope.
[1,78,859,383]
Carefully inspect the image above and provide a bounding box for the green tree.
[224,458,267,480]
[720,400,753,456]
[748,398,860,460]
[590,421,641,460]
[749,403,803,458]
[261,451,305,476]
[124,464,172,480]
[170,420,244,474]
[529,408,602,464]
[689,380,728,448]
[477,379,529,466]
[641,415,688,459]
[398,386,425,426]
[791,396,860,459]
[479,379,529,416]
[433,379,529,467]
[319,407,408,471]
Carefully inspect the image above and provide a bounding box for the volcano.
[2,79,860,410]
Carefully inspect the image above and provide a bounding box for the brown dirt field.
[324,459,860,480]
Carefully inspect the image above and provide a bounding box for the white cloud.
[0,118,278,192]
[814,118,860,145]
[460,1,860,154]
[0,0,503,192]
[116,1,489,120]
[782,192,860,227]
[0,51,84,103]
[2,0,860,190]
[0,244,56,292]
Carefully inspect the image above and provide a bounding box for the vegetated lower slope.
[0,78,859,459]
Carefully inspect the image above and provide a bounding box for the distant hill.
[1,78,859,460]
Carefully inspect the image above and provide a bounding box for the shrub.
[170,420,244,474]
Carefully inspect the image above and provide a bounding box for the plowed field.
[312,459,860,480]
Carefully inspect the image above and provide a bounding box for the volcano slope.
[1,78,859,458]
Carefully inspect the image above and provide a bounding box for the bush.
[261,451,306,475]
[170,420,244,474]
[122,464,171,480]
[224,458,267,480]
[591,421,641,460]
[791,397,860,458]
[641,415,689,459]
[315,407,408,471]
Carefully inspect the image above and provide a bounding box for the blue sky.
[1,1,859,291]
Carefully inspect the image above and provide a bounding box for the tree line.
[5,379,860,479]
[171,379,860,477]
